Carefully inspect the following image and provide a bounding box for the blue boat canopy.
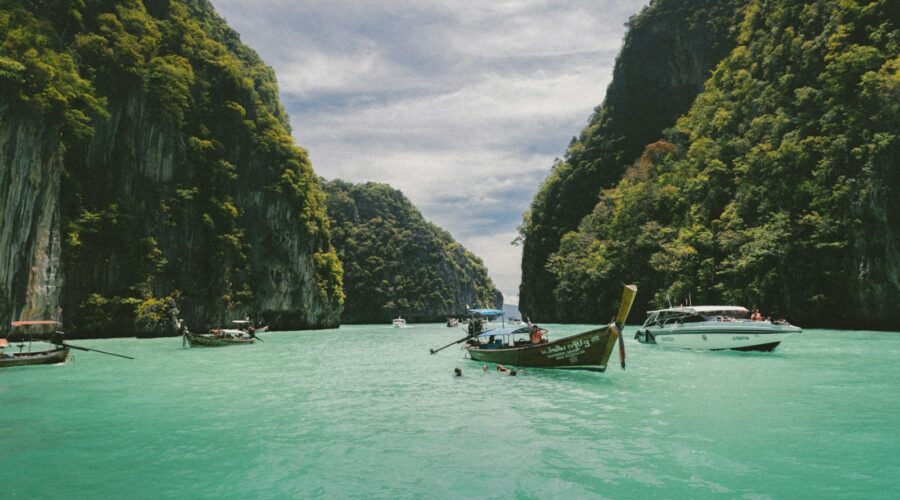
[477,326,530,338]
[468,309,504,317]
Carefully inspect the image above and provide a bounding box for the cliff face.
[1,1,343,336]
[324,180,502,324]
[0,110,64,327]
[518,0,747,321]
[537,0,899,329]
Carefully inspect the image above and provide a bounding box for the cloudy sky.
[211,0,649,304]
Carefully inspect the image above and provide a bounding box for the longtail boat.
[431,285,637,372]
[1,321,133,368]
[182,324,257,347]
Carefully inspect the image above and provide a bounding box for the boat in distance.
[392,317,407,328]
[634,305,801,351]
[462,285,637,372]
[232,319,268,333]
[182,325,257,347]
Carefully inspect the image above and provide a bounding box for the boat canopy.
[468,309,504,318]
[232,320,252,324]
[646,306,748,315]
[11,320,59,327]
[477,326,530,338]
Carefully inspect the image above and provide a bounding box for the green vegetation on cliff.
[518,0,747,321]
[532,0,899,329]
[324,180,502,323]
[0,0,343,334]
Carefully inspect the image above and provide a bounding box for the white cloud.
[210,0,648,301]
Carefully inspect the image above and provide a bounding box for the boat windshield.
[643,306,750,326]
[700,310,749,320]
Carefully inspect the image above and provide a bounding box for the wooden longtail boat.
[2,320,132,367]
[182,328,256,348]
[1,321,69,368]
[463,285,637,372]
[0,344,69,367]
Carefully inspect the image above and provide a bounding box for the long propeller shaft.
[61,342,134,360]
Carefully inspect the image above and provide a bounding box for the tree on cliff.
[0,0,344,334]
[324,180,502,323]
[537,0,899,329]
[517,0,747,321]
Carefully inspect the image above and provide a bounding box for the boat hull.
[183,331,255,347]
[0,348,69,367]
[636,323,800,351]
[466,325,619,372]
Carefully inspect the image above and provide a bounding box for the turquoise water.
[1,324,899,498]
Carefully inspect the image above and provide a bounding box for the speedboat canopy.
[468,309,504,318]
[476,326,530,338]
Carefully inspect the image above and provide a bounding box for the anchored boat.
[634,306,801,351]
[431,285,637,372]
[1,320,133,367]
[181,322,259,348]
[0,337,69,367]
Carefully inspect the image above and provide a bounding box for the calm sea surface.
[1,324,899,499]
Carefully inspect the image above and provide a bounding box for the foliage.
[2,0,343,331]
[542,0,899,329]
[324,180,502,323]
[518,0,748,320]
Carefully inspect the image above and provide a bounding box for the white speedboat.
[635,306,800,351]
[392,317,407,328]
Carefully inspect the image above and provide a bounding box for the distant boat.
[1,320,132,367]
[232,319,268,333]
[430,286,637,372]
[182,323,257,347]
[446,317,459,327]
[634,306,801,351]
[392,317,407,328]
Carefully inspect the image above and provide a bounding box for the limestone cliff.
[531,0,899,329]
[518,0,747,321]
[0,0,343,336]
[324,180,502,324]
[0,110,64,327]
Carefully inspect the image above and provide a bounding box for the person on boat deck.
[530,324,545,344]
[751,307,763,321]
[467,318,483,336]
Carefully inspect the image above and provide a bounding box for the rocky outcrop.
[1,1,343,337]
[527,0,899,329]
[325,180,502,323]
[0,110,64,327]
[518,0,747,321]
